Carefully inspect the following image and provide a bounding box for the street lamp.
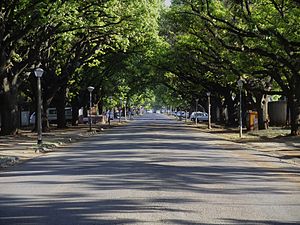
[128,99,132,120]
[109,96,112,125]
[237,79,243,138]
[207,92,211,129]
[119,97,122,123]
[124,100,127,121]
[195,98,199,125]
[34,68,44,145]
[87,86,94,131]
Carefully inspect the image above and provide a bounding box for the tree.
[155,3,241,124]
[190,0,300,134]
[0,0,64,134]
[0,0,165,134]
[155,0,300,134]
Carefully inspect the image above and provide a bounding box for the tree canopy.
[155,0,300,134]
[0,0,299,135]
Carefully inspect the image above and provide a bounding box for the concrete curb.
[0,127,106,169]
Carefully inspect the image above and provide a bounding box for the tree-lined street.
[1,113,299,224]
[1,1,300,136]
[1,1,300,223]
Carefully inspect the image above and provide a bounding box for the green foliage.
[2,0,299,135]
[153,0,300,133]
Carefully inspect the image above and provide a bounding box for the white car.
[176,111,189,117]
[190,112,208,122]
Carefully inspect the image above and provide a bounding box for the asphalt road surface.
[1,113,300,225]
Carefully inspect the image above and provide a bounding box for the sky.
[165,0,171,7]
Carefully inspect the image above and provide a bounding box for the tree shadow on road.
[1,118,299,224]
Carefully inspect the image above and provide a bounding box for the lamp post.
[124,100,127,120]
[34,68,44,145]
[109,96,112,125]
[87,86,94,131]
[207,92,211,129]
[195,98,199,125]
[128,99,131,120]
[119,97,122,123]
[237,79,243,138]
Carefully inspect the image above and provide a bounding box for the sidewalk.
[188,122,300,165]
[169,114,300,165]
[0,121,125,169]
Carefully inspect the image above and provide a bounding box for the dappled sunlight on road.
[1,113,299,224]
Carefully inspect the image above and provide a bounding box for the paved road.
[1,113,299,225]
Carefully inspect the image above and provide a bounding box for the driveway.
[0,113,299,224]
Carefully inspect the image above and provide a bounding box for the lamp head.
[237,79,243,88]
[206,92,211,97]
[87,86,94,92]
[34,68,44,78]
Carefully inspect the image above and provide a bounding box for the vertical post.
[124,100,127,121]
[108,109,111,126]
[109,96,112,126]
[89,91,92,131]
[195,98,199,125]
[119,97,122,123]
[128,100,131,120]
[237,79,243,138]
[34,68,44,145]
[207,92,211,129]
[37,77,42,144]
[239,87,243,138]
[87,86,94,132]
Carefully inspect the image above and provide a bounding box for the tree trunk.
[224,94,235,125]
[55,87,67,129]
[1,88,19,135]
[263,94,270,129]
[72,105,79,126]
[42,99,50,132]
[286,98,290,126]
[98,98,103,115]
[71,96,79,126]
[290,78,300,135]
[0,85,19,135]
[216,97,226,124]
[253,93,266,130]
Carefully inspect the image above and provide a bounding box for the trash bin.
[246,110,258,131]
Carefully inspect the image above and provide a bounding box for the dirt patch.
[0,122,126,170]
[184,121,300,164]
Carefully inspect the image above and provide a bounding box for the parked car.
[190,112,208,122]
[176,111,189,118]
[190,112,200,121]
[147,109,153,113]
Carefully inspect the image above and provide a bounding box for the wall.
[268,101,288,126]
